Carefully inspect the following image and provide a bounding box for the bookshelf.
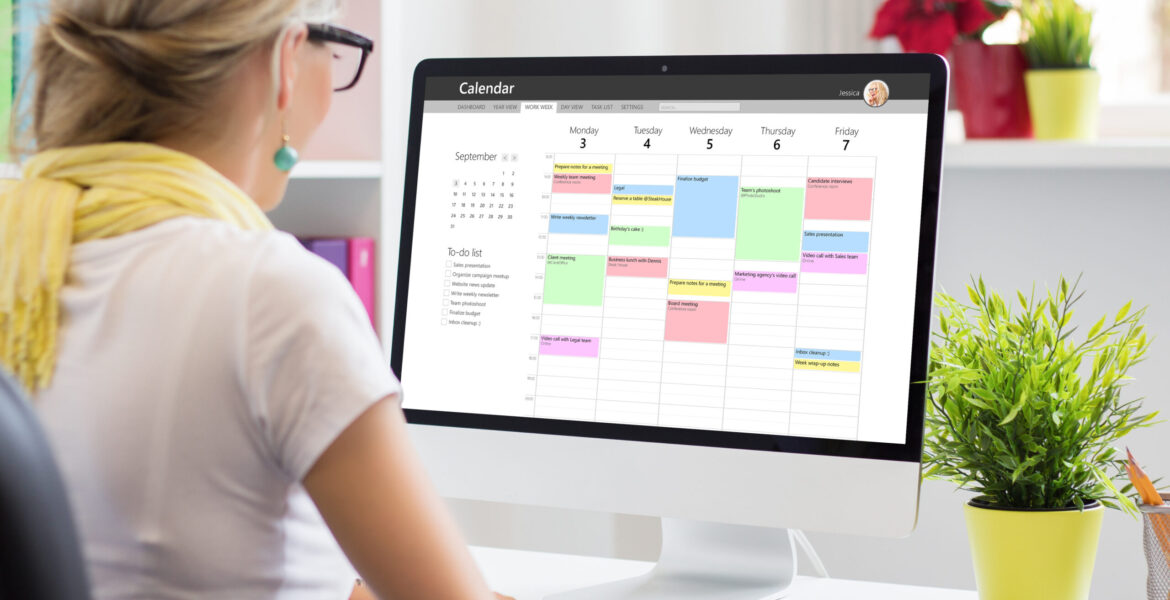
[290,160,383,180]
[271,2,395,346]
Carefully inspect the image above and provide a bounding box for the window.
[1081,0,1169,102]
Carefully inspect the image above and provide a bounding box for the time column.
[525,153,557,415]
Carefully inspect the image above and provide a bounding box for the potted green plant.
[927,276,1156,600]
[1020,0,1099,139]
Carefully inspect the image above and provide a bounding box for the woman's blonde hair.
[17,0,338,155]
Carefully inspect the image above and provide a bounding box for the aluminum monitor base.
[547,518,795,600]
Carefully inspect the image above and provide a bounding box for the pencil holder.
[1141,494,1170,600]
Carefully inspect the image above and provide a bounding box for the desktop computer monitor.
[392,54,948,599]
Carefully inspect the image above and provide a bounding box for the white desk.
[472,546,977,599]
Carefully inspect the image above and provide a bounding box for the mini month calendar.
[450,153,519,227]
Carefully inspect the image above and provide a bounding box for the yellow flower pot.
[1024,68,1100,140]
[964,498,1103,600]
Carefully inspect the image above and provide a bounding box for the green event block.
[609,225,671,247]
[735,187,804,261]
[543,254,605,306]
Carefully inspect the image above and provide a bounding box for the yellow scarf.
[0,142,273,392]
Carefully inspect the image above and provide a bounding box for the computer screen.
[394,55,943,462]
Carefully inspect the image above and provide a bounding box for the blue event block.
[802,231,871,253]
[612,184,674,196]
[673,175,738,238]
[794,348,862,362]
[549,213,610,235]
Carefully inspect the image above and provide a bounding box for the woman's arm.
[304,396,505,600]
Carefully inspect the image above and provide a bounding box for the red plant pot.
[950,41,1032,138]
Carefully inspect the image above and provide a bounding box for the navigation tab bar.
[423,99,928,115]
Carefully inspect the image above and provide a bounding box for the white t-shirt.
[34,216,400,599]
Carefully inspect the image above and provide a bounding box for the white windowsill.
[944,138,1170,169]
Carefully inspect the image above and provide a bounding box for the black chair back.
[0,371,91,599]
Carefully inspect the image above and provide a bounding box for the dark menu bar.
[424,73,930,101]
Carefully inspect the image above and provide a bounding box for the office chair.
[0,370,91,599]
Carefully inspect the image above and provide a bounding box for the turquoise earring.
[273,128,299,172]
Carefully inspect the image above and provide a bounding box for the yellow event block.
[793,358,861,373]
[668,279,731,297]
[613,194,673,205]
[553,163,613,173]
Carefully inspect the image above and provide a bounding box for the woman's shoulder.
[74,216,354,305]
[163,215,308,260]
[155,216,338,274]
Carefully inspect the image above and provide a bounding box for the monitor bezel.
[393,54,947,464]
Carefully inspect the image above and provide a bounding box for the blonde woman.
[865,79,890,107]
[0,1,510,599]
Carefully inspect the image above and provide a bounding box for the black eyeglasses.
[307,23,374,92]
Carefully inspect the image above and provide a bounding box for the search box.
[658,102,741,112]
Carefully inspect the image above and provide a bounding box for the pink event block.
[607,256,669,277]
[805,177,873,220]
[539,335,600,357]
[347,238,376,330]
[801,252,868,274]
[551,173,613,194]
[732,271,797,292]
[664,300,730,344]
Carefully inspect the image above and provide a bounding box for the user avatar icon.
[864,80,889,107]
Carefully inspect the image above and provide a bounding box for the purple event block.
[539,335,600,357]
[732,271,798,292]
[801,252,868,274]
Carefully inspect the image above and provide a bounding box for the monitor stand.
[547,518,795,600]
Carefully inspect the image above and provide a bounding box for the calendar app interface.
[400,73,931,444]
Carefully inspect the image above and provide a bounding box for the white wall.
[383,2,1170,597]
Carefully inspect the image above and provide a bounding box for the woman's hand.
[349,581,375,600]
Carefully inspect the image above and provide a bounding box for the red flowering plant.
[870,0,1014,55]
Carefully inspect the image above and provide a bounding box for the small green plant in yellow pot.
[1021,0,1098,139]
[927,276,1156,600]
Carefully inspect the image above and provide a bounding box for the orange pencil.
[1127,448,1163,506]
[1126,448,1170,569]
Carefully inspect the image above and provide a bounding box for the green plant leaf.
[1116,300,1132,322]
[999,390,1027,426]
[968,285,982,307]
[1087,316,1105,339]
